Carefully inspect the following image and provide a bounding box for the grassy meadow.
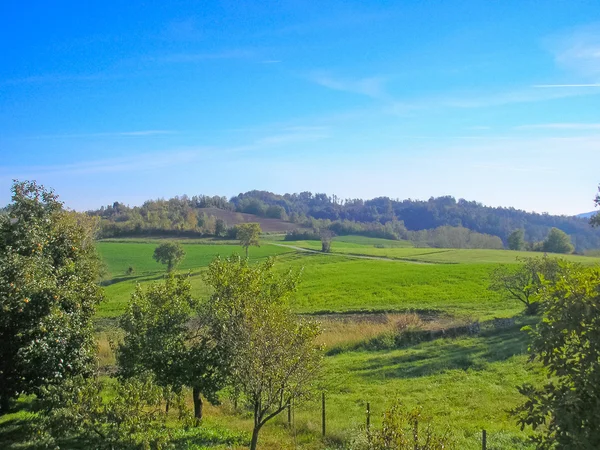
[4,235,600,449]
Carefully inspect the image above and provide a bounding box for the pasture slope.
[3,235,600,449]
[91,236,599,449]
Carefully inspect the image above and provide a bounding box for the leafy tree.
[235,223,261,257]
[117,274,226,420]
[152,242,185,272]
[542,227,574,254]
[489,255,562,314]
[215,218,227,237]
[320,229,335,252]
[0,181,103,413]
[591,185,600,227]
[514,263,600,449]
[39,376,176,449]
[508,229,525,250]
[204,256,323,450]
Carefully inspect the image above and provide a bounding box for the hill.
[576,211,598,219]
[87,191,600,251]
[197,207,300,233]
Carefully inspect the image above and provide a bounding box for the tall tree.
[117,274,226,420]
[543,227,574,254]
[0,181,103,413]
[235,223,261,257]
[152,242,185,272]
[514,263,600,449]
[204,256,323,450]
[507,229,525,250]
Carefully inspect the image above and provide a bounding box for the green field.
[5,236,600,449]
[284,238,600,264]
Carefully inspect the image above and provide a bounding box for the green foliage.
[514,263,600,449]
[214,218,227,237]
[590,185,599,228]
[508,229,526,250]
[0,181,103,413]
[203,256,323,450]
[152,242,185,272]
[542,228,574,254]
[235,222,261,257]
[489,255,563,314]
[117,274,226,419]
[358,402,454,449]
[39,376,174,449]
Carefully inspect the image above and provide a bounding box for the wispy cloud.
[147,50,254,64]
[307,72,389,100]
[551,23,600,76]
[533,83,600,88]
[1,73,113,86]
[0,151,201,179]
[516,123,600,130]
[24,130,177,139]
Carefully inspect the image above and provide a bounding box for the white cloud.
[24,130,177,139]
[307,72,389,99]
[516,123,600,130]
[545,23,600,79]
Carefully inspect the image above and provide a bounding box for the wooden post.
[322,392,326,437]
[482,429,487,450]
[366,402,371,432]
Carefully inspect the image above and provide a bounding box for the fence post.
[366,402,371,432]
[482,429,487,450]
[322,392,326,437]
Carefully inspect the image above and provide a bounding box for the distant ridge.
[576,211,597,219]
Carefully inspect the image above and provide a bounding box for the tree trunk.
[245,246,249,258]
[192,387,203,420]
[250,424,262,450]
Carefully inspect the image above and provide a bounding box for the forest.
[87,190,600,251]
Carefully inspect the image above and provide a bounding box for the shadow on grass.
[100,269,206,288]
[353,320,534,380]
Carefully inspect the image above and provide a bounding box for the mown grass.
[96,242,294,317]
[97,242,293,278]
[284,239,600,264]
[281,254,519,319]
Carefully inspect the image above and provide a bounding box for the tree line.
[87,189,600,251]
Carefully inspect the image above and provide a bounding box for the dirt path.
[270,243,433,264]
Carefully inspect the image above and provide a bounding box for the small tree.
[489,255,562,315]
[0,181,103,413]
[508,229,525,250]
[39,376,174,450]
[236,223,261,257]
[320,229,335,253]
[215,218,227,237]
[204,256,323,450]
[153,242,185,272]
[590,184,600,227]
[117,274,226,420]
[514,263,600,449]
[542,228,574,254]
[361,402,454,450]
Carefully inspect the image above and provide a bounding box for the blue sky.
[1,1,599,214]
